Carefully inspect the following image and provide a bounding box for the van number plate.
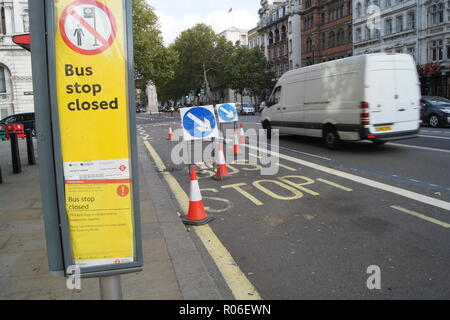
[375,126,392,132]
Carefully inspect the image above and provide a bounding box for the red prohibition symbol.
[117,185,130,197]
[59,0,117,55]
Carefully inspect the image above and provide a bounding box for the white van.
[261,54,421,149]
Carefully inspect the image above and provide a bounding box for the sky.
[147,0,261,45]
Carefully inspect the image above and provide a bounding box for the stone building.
[353,1,418,57]
[417,0,450,97]
[302,0,354,66]
[257,0,302,79]
[0,0,33,119]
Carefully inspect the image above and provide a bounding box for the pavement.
[0,132,225,300]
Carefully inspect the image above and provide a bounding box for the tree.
[132,0,177,92]
[226,47,275,104]
[171,24,235,104]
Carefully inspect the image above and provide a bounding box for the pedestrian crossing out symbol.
[59,0,117,55]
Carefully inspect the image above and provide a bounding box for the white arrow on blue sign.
[217,103,239,123]
[180,106,219,141]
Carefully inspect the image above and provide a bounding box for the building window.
[356,28,362,42]
[356,2,362,17]
[430,3,444,26]
[396,15,404,33]
[385,18,392,35]
[407,12,415,29]
[407,46,416,60]
[447,39,450,59]
[0,7,6,35]
[365,26,371,40]
[306,38,313,53]
[0,66,6,93]
[329,31,336,47]
[430,40,444,61]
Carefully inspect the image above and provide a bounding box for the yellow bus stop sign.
[54,0,134,268]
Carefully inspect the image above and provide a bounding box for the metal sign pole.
[99,275,123,300]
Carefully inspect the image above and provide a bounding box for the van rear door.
[392,56,420,125]
[367,55,420,133]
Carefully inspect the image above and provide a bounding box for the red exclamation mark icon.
[117,185,129,197]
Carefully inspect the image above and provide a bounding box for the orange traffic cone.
[233,129,240,155]
[182,168,214,226]
[239,123,246,144]
[167,124,174,141]
[214,142,229,180]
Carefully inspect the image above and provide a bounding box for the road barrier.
[233,128,240,155]
[0,124,5,140]
[10,132,22,174]
[182,167,214,226]
[239,123,246,144]
[6,123,25,140]
[26,129,36,165]
[214,142,229,180]
[167,124,174,141]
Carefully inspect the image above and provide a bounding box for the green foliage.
[132,0,177,92]
[226,47,275,103]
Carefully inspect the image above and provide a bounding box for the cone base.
[182,214,215,226]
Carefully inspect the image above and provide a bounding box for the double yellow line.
[143,140,262,300]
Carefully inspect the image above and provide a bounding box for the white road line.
[388,143,450,154]
[418,135,450,140]
[248,144,450,211]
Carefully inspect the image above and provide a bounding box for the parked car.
[262,53,421,149]
[241,103,256,115]
[0,112,36,136]
[420,96,450,128]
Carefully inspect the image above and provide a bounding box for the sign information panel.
[180,106,219,141]
[54,0,135,268]
[217,103,239,123]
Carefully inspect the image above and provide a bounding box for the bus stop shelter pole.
[99,275,123,300]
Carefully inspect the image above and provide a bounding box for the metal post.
[26,129,36,165]
[0,165,3,184]
[99,275,123,300]
[10,132,22,174]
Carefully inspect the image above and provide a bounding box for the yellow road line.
[317,178,353,192]
[143,140,262,300]
[391,205,450,229]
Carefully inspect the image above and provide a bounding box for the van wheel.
[323,126,341,149]
[373,141,387,146]
[263,121,272,140]
[428,114,440,128]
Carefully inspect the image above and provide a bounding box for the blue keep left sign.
[217,103,239,123]
[180,106,219,141]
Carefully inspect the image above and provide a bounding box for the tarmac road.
[137,112,450,299]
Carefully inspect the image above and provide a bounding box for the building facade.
[353,1,418,58]
[218,27,249,47]
[352,0,450,97]
[258,0,303,79]
[418,0,450,97]
[0,0,33,119]
[302,0,353,66]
